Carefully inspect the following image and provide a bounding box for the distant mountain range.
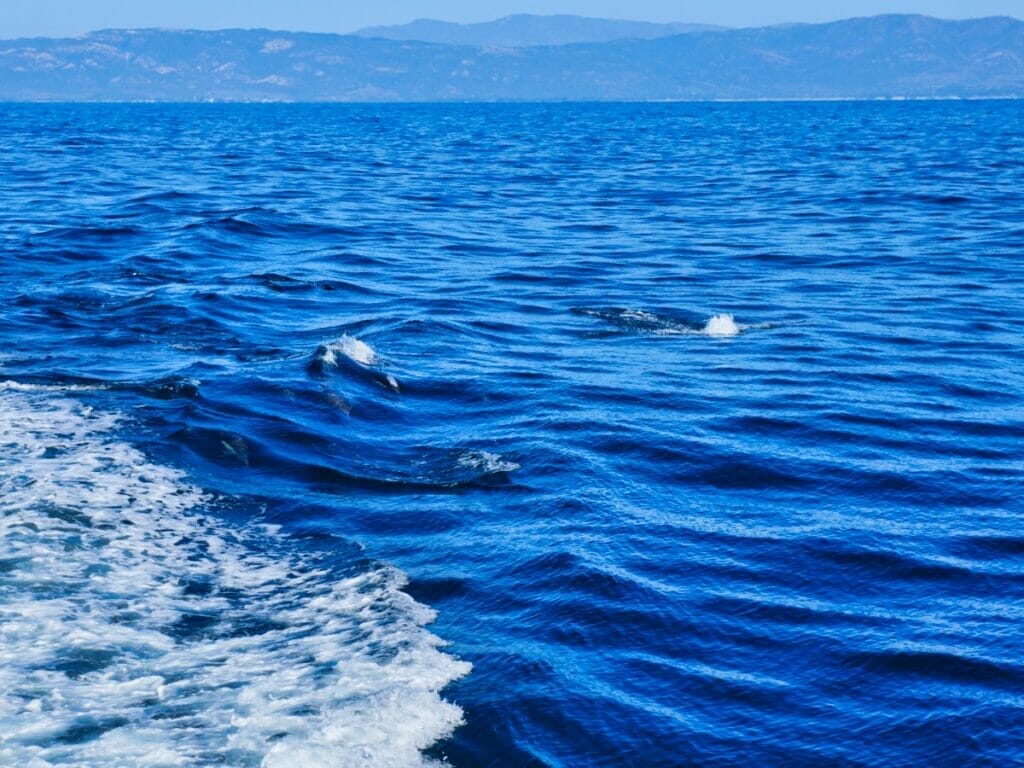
[1,14,1022,101]
[352,14,723,47]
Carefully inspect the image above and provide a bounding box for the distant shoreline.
[4,17,1022,103]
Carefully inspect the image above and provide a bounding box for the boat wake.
[0,384,469,767]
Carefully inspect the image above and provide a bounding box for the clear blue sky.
[2,0,1021,38]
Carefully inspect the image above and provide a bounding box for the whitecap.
[0,386,469,767]
[320,334,378,367]
[703,314,741,337]
[316,335,403,394]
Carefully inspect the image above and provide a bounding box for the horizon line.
[3,96,1022,105]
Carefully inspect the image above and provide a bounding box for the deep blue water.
[1,101,1023,767]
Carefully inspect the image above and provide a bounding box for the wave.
[573,307,746,337]
[0,376,201,402]
[0,386,469,767]
[313,335,401,392]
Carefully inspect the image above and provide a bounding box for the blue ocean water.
[1,101,1023,767]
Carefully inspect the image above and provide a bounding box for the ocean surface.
[1,101,1022,767]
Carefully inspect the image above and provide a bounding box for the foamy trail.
[574,307,747,337]
[458,450,521,474]
[0,384,469,767]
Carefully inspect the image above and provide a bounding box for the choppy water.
[1,102,1023,767]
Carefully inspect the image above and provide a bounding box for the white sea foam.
[457,450,521,474]
[0,386,469,767]
[703,314,741,337]
[0,380,106,393]
[619,309,662,324]
[321,335,378,367]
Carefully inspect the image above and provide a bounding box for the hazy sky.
[2,0,1021,38]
